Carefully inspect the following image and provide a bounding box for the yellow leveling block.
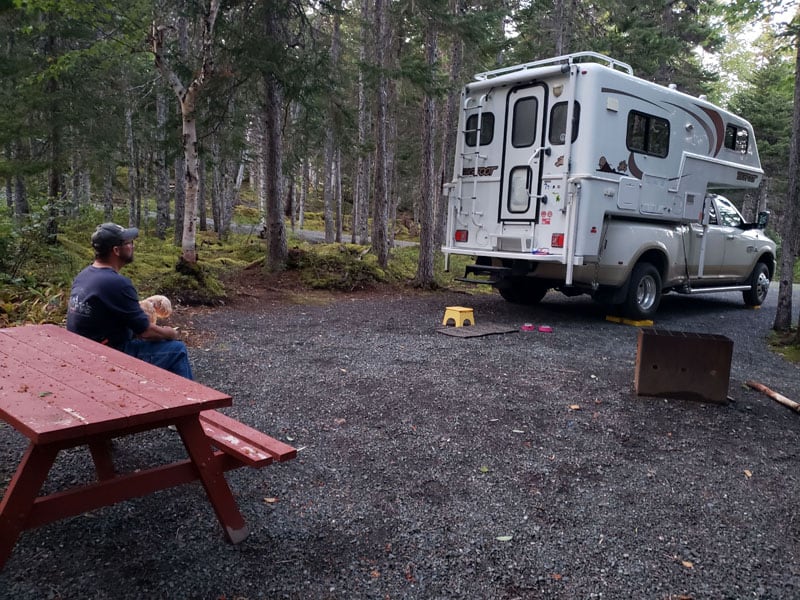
[442,306,475,327]
[605,315,654,327]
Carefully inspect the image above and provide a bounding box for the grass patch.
[768,330,800,363]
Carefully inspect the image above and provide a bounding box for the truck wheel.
[743,262,770,307]
[498,277,548,305]
[624,262,661,320]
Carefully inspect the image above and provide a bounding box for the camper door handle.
[531,146,551,160]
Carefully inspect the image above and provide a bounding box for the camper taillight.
[551,233,565,248]
[455,230,468,243]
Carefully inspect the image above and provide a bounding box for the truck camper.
[442,52,776,319]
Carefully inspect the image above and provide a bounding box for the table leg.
[0,443,58,570]
[89,440,115,481]
[175,416,249,544]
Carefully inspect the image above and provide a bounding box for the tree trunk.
[125,104,138,228]
[102,162,114,221]
[775,36,800,333]
[323,128,336,242]
[198,156,207,232]
[436,0,465,248]
[372,0,390,267]
[155,89,170,239]
[173,157,186,245]
[13,140,29,218]
[335,148,343,242]
[151,0,220,263]
[354,0,372,245]
[299,156,309,230]
[414,24,438,288]
[323,3,342,244]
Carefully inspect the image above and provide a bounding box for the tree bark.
[323,128,336,242]
[372,0,390,267]
[125,103,139,228]
[414,23,438,288]
[353,0,372,245]
[102,162,114,221]
[173,157,186,245]
[155,89,170,239]
[775,35,800,332]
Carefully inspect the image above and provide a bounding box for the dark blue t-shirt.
[66,265,151,350]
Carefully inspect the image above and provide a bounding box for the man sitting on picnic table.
[67,222,193,379]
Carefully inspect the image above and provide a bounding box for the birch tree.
[151,0,221,264]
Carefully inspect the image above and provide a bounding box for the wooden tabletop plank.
[0,325,232,444]
[4,325,225,404]
[0,351,116,443]
[1,327,227,411]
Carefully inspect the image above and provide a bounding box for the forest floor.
[2,275,800,599]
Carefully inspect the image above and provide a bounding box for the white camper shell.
[443,52,776,318]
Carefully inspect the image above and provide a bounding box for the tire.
[743,262,770,307]
[497,277,549,305]
[623,262,662,320]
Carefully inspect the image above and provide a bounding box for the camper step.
[456,264,512,285]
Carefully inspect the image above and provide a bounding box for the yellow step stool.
[442,306,475,327]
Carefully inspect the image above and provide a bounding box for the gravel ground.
[2,283,800,599]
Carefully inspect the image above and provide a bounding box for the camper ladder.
[458,95,488,207]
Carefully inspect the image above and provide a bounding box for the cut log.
[745,380,800,413]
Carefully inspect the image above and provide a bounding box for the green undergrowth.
[0,212,479,326]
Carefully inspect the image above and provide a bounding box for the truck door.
[714,195,755,279]
[499,84,547,222]
[688,196,726,278]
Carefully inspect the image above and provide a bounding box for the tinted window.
[511,98,538,148]
[465,113,495,147]
[626,110,669,158]
[724,124,749,153]
[549,102,580,145]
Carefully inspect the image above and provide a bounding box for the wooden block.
[634,329,733,404]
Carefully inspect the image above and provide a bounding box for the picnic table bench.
[0,324,296,571]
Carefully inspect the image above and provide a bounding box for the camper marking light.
[551,233,565,248]
[455,229,468,243]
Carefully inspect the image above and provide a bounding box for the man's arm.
[137,322,180,341]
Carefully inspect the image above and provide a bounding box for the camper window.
[724,125,749,154]
[626,111,669,158]
[512,97,538,147]
[508,166,531,213]
[548,102,580,145]
[465,113,495,147]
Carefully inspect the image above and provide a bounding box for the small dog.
[139,295,173,324]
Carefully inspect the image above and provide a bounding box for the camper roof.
[473,51,633,82]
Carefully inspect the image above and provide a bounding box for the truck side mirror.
[756,211,770,229]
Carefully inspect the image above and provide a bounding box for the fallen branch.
[745,380,800,414]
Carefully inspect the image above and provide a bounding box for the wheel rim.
[636,275,657,311]
[756,271,770,302]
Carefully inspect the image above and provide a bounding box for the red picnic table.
[0,324,296,571]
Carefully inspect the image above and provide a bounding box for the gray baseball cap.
[91,222,139,250]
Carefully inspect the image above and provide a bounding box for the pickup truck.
[476,194,776,319]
